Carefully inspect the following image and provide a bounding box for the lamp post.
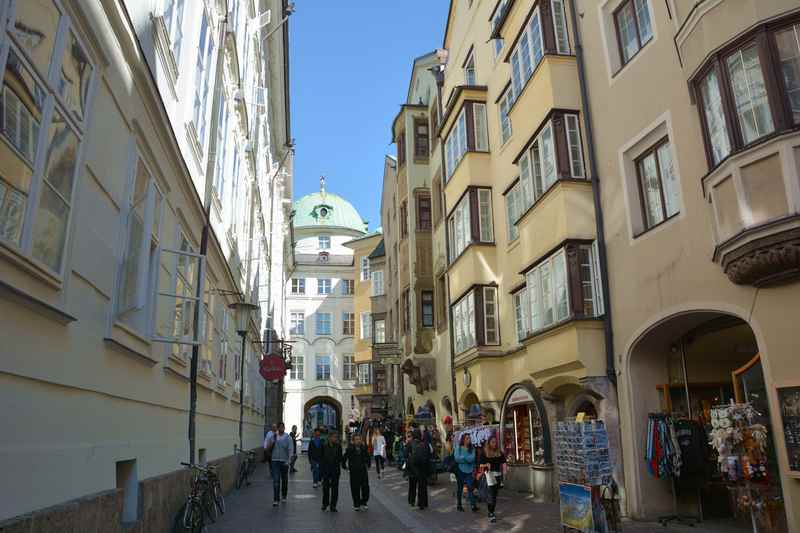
[229,301,259,453]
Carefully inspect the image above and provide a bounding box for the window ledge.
[515,178,591,228]
[104,336,158,366]
[447,241,496,269]
[168,352,189,368]
[0,242,63,291]
[519,316,604,346]
[0,277,75,325]
[164,365,189,382]
[444,150,491,187]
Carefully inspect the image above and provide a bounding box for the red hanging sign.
[259,355,286,381]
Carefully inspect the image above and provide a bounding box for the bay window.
[444,102,489,180]
[451,285,500,354]
[694,17,800,169]
[521,242,604,337]
[421,290,434,328]
[0,6,95,275]
[315,354,331,381]
[447,187,494,263]
[505,180,524,241]
[417,195,432,230]
[509,7,543,97]
[499,86,513,144]
[316,312,332,336]
[515,112,585,218]
[414,118,429,158]
[374,319,386,343]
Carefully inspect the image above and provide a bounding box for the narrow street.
[209,462,742,533]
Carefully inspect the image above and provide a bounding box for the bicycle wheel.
[203,490,218,523]
[236,462,247,490]
[213,483,226,514]
[190,500,206,533]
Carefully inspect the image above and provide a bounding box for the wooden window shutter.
[540,0,557,54]
[564,243,583,318]
[551,113,571,180]
[465,102,476,152]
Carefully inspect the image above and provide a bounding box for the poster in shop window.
[777,386,800,473]
[559,483,593,532]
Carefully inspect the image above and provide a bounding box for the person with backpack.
[320,431,343,512]
[372,429,387,479]
[343,433,371,511]
[454,433,478,512]
[308,428,324,488]
[267,422,293,506]
[480,435,507,523]
[407,430,431,510]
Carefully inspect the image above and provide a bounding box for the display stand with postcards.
[556,419,620,533]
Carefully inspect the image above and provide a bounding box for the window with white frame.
[505,180,524,241]
[290,354,304,380]
[513,288,530,341]
[192,11,215,148]
[342,312,355,336]
[510,8,543,97]
[118,157,165,335]
[357,362,371,385]
[290,311,305,335]
[315,354,331,381]
[371,270,384,296]
[499,86,513,144]
[343,354,355,381]
[341,279,354,295]
[317,278,332,295]
[483,287,499,345]
[291,278,305,295]
[360,312,371,340]
[516,113,585,217]
[374,319,386,343]
[551,0,570,54]
[452,291,476,354]
[318,235,330,249]
[316,312,332,336]
[159,231,204,352]
[0,8,95,273]
[491,0,509,59]
[447,188,494,263]
[360,256,370,281]
[524,243,604,335]
[444,103,489,180]
[162,0,186,62]
[614,0,653,66]
[464,49,477,85]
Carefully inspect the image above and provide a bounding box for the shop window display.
[502,388,546,465]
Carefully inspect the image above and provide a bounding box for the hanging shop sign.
[777,385,800,474]
[259,355,286,381]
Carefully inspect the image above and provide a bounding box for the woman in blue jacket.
[454,434,478,512]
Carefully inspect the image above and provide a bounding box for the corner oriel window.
[444,102,489,181]
[414,118,429,158]
[417,195,432,231]
[421,290,434,328]
[447,188,494,263]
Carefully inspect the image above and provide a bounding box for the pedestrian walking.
[454,433,478,512]
[263,423,277,467]
[343,433,371,511]
[289,425,299,473]
[372,429,386,479]
[268,422,292,507]
[407,430,431,510]
[320,431,343,512]
[308,428,324,488]
[480,436,507,523]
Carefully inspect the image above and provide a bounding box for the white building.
[0,0,291,527]
[283,180,368,440]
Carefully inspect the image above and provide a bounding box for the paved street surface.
[208,462,748,533]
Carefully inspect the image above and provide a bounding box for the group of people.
[305,427,389,512]
[262,421,507,524]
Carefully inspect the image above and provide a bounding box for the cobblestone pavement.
[208,461,750,533]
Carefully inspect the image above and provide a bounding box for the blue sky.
[289,1,450,230]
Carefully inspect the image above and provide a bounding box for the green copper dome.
[292,184,367,234]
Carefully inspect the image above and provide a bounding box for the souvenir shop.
[630,313,789,531]
[499,383,554,500]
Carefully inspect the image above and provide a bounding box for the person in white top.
[372,429,387,479]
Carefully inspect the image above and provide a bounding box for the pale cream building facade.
[0,0,291,524]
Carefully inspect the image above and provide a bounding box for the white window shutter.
[591,240,605,316]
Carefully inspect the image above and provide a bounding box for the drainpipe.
[432,65,460,425]
[568,0,616,388]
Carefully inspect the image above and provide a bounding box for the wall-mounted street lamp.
[229,300,260,453]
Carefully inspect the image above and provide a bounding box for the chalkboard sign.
[777,386,800,473]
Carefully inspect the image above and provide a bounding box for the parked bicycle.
[235,449,257,489]
[179,462,223,532]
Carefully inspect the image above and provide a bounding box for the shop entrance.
[628,312,787,531]
[303,396,342,441]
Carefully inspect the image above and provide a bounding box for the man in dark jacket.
[407,430,431,509]
[343,433,371,511]
[308,428,324,488]
[320,431,343,512]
